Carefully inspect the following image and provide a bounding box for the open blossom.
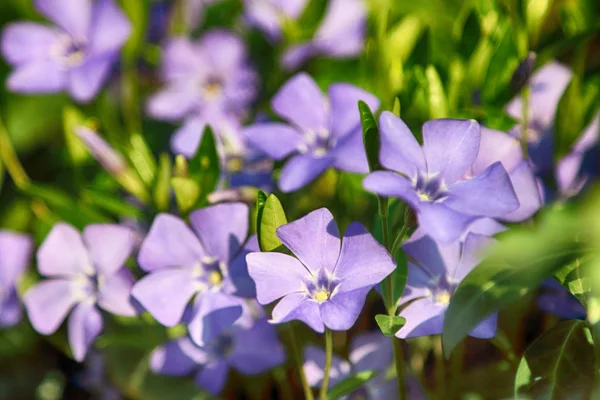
[244,0,308,41]
[132,203,257,346]
[397,231,497,339]
[245,73,379,192]
[247,208,395,332]
[1,0,131,102]
[150,310,285,395]
[364,112,519,244]
[24,223,138,361]
[0,230,33,327]
[282,0,366,69]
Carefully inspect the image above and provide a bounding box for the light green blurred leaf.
[171,177,201,215]
[426,65,448,118]
[327,370,379,400]
[153,153,172,212]
[375,314,406,337]
[257,194,287,252]
[188,126,220,201]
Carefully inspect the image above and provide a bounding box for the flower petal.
[469,313,497,339]
[333,222,395,292]
[83,224,134,277]
[363,171,419,209]
[472,127,522,175]
[6,60,66,93]
[97,268,137,317]
[247,252,309,304]
[402,232,460,281]
[88,0,131,55]
[146,84,198,122]
[328,83,379,139]
[225,235,259,298]
[313,0,365,58]
[244,123,302,160]
[160,37,201,80]
[417,203,477,244]
[278,154,333,193]
[271,293,324,333]
[137,214,204,272]
[188,291,244,347]
[131,268,197,326]
[229,318,286,375]
[330,129,369,173]
[67,55,113,103]
[0,289,23,327]
[169,117,207,158]
[281,43,315,70]
[422,119,480,184]
[378,111,426,177]
[1,23,59,65]
[150,338,202,376]
[445,162,520,218]
[37,223,92,277]
[24,279,78,335]
[189,202,249,263]
[35,0,91,40]
[501,161,542,222]
[198,30,246,73]
[68,301,103,362]
[349,332,392,373]
[0,230,33,287]
[400,262,434,304]
[319,287,370,331]
[451,233,494,283]
[397,297,446,339]
[303,345,351,388]
[195,360,229,395]
[271,73,327,132]
[276,208,340,273]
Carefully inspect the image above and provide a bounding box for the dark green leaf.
[188,126,220,200]
[257,194,287,252]
[442,208,585,357]
[375,314,406,337]
[514,320,594,399]
[255,190,268,244]
[327,370,378,400]
[358,100,380,172]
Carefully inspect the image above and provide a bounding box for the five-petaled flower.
[132,203,258,346]
[247,208,395,332]
[245,73,379,192]
[363,112,520,244]
[0,230,33,327]
[24,223,138,361]
[1,0,131,102]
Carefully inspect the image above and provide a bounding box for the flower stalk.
[319,328,333,400]
[288,326,314,400]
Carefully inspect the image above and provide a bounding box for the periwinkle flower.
[1,0,131,102]
[396,231,497,339]
[247,208,395,332]
[146,30,258,128]
[150,315,285,395]
[244,73,379,192]
[0,230,33,327]
[24,223,138,361]
[282,0,366,70]
[537,279,586,320]
[244,0,308,41]
[364,112,519,244]
[131,203,258,346]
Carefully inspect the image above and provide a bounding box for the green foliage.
[188,126,220,200]
[358,100,380,172]
[257,193,288,252]
[375,314,406,337]
[326,370,379,400]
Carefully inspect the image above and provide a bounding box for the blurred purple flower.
[247,208,395,332]
[472,128,542,222]
[24,223,138,361]
[0,230,33,327]
[245,73,379,192]
[146,30,258,126]
[150,315,285,395]
[364,112,519,244]
[132,203,258,346]
[396,231,497,339]
[1,0,131,102]
[244,0,308,41]
[282,0,366,69]
[537,278,586,320]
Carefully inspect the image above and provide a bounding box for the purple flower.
[282,0,366,69]
[303,332,427,399]
[537,278,586,320]
[0,230,33,327]
[150,314,285,395]
[1,0,131,102]
[363,112,519,244]
[247,208,395,332]
[146,30,258,126]
[245,73,379,192]
[24,223,138,361]
[131,203,258,346]
[472,127,542,222]
[244,0,308,41]
[397,231,497,339]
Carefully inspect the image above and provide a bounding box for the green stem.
[273,367,294,400]
[449,340,465,398]
[520,85,530,159]
[391,207,414,256]
[378,197,390,249]
[434,336,446,399]
[319,329,333,400]
[0,119,29,190]
[287,326,314,400]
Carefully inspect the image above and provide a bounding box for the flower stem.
[391,207,414,257]
[287,326,314,400]
[0,119,29,190]
[319,328,333,400]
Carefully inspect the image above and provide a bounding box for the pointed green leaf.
[425,65,448,119]
[375,314,406,337]
[515,320,594,399]
[257,194,287,252]
[327,370,378,400]
[188,126,220,199]
[62,106,89,165]
[153,153,172,212]
[358,100,380,172]
[171,177,201,215]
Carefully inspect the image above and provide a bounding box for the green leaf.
[327,370,379,400]
[153,153,172,212]
[62,106,88,165]
[188,126,220,200]
[425,65,448,119]
[442,208,585,357]
[171,177,201,215]
[80,189,143,219]
[375,314,406,337]
[514,320,595,399]
[118,0,149,62]
[257,194,287,252]
[358,100,380,172]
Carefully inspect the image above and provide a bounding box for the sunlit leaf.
[375,314,406,337]
[257,194,287,252]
